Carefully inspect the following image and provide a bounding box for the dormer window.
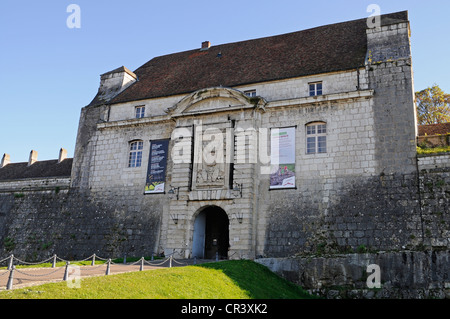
[244,90,257,97]
[309,82,323,96]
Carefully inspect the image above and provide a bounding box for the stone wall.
[417,135,450,148]
[260,153,449,257]
[1,153,447,261]
[0,177,70,193]
[256,250,450,299]
[0,188,162,260]
[418,153,450,170]
[418,154,450,249]
[256,153,449,298]
[106,69,366,122]
[261,172,423,257]
[367,21,418,175]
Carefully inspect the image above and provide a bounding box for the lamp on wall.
[170,214,179,224]
[168,185,180,200]
[232,212,244,224]
[233,182,243,198]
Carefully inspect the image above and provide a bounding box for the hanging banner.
[270,127,296,189]
[145,139,169,194]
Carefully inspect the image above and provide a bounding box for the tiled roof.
[103,11,408,105]
[418,123,450,136]
[0,159,73,181]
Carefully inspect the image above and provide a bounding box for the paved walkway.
[0,258,210,291]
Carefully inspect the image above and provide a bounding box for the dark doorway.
[192,206,229,259]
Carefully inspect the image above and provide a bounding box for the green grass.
[417,145,450,155]
[0,260,315,299]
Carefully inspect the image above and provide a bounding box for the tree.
[415,84,450,125]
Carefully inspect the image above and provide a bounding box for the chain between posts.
[1,251,209,290]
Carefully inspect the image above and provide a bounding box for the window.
[309,82,323,96]
[128,140,143,167]
[306,123,327,154]
[135,106,145,119]
[244,90,256,97]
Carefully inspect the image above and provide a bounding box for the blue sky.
[1,0,449,162]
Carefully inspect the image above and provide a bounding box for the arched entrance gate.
[192,206,229,259]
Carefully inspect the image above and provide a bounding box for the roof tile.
[91,11,408,106]
[0,159,73,181]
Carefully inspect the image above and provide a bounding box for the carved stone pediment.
[165,87,265,117]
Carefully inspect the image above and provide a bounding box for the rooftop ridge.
[101,11,408,105]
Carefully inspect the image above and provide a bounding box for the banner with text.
[270,127,296,189]
[145,139,169,194]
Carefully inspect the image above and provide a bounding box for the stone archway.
[192,206,229,259]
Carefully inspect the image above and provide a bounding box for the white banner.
[270,127,296,189]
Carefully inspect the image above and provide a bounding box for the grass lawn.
[0,260,315,299]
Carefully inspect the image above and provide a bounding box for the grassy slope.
[0,260,314,299]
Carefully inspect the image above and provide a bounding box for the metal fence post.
[7,254,13,270]
[106,259,111,275]
[91,253,96,266]
[6,266,15,290]
[169,255,172,268]
[151,252,154,261]
[123,253,127,264]
[140,257,144,271]
[63,262,70,281]
[52,254,57,268]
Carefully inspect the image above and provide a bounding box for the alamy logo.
[66,4,81,29]
[366,264,381,288]
[366,4,381,29]
[66,264,81,288]
[170,121,272,174]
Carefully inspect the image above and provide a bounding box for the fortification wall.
[257,153,449,298]
[0,187,162,260]
[261,155,450,257]
[257,250,450,299]
[0,153,447,261]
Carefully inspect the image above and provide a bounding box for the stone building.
[1,11,448,261]
[70,10,417,259]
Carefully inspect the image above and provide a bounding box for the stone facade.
[0,12,448,265]
[257,250,450,299]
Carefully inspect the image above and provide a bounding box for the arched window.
[306,122,327,154]
[128,140,143,167]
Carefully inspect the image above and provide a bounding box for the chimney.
[1,153,10,168]
[95,66,137,105]
[58,148,68,163]
[28,150,38,166]
[201,41,211,51]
